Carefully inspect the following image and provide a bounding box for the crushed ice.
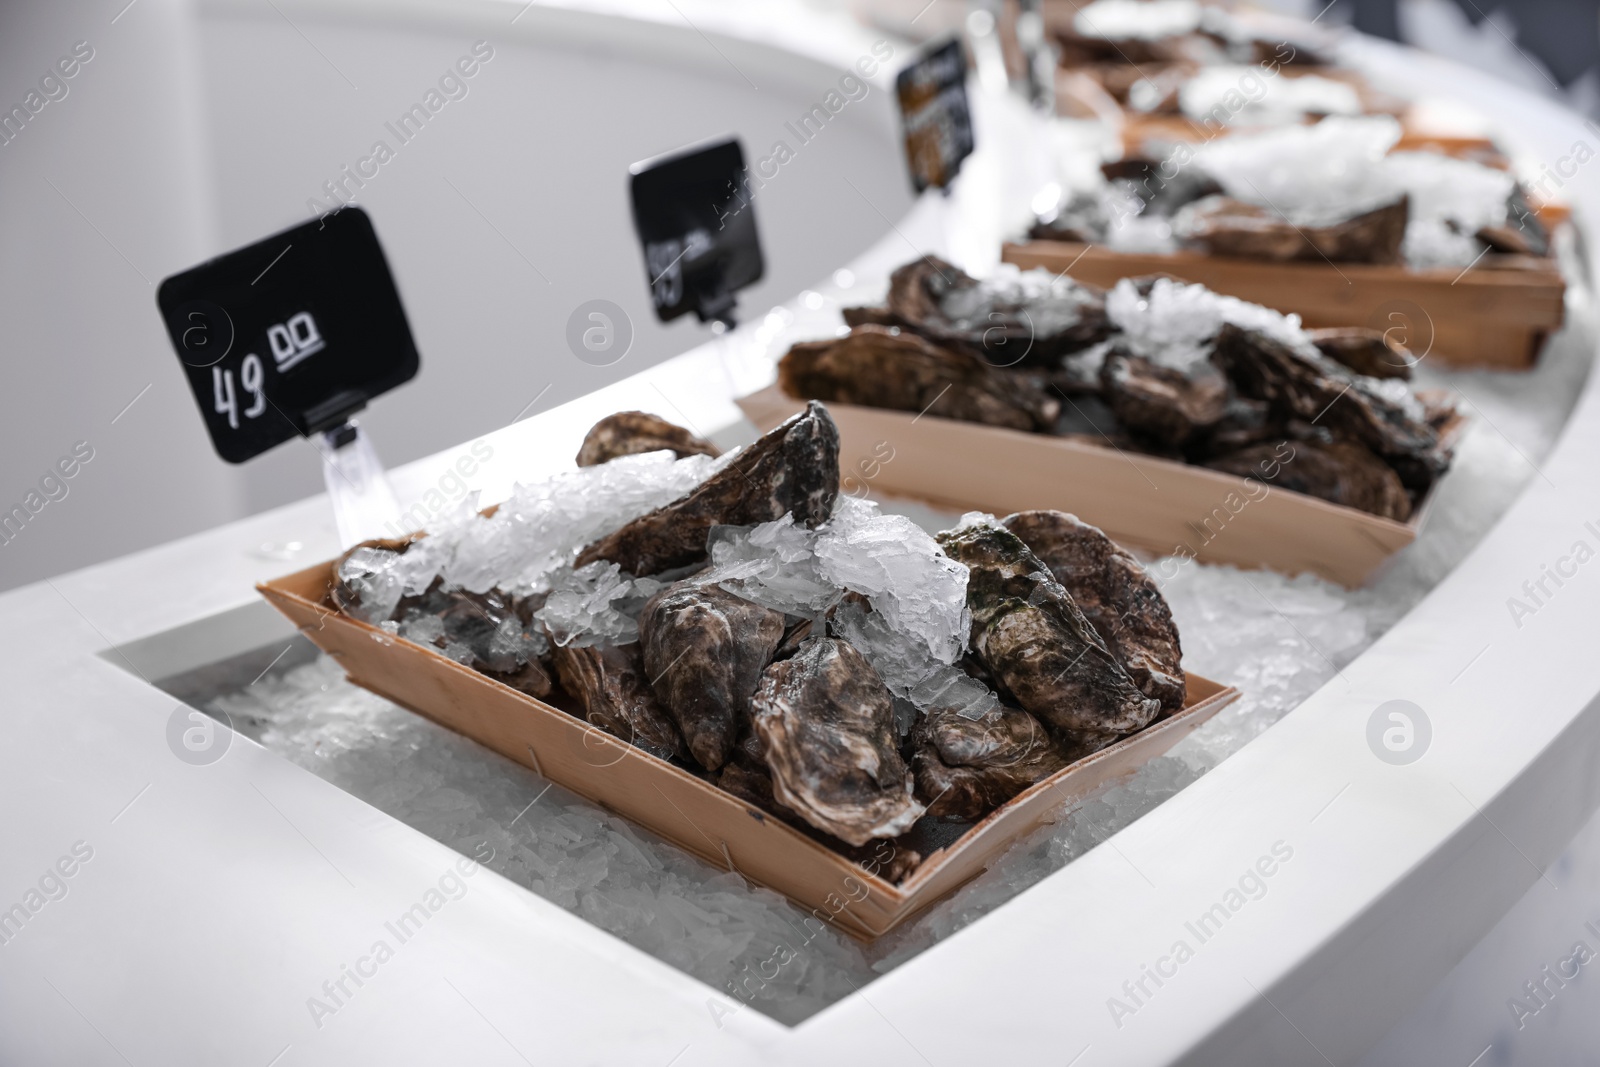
[1105,276,1318,370]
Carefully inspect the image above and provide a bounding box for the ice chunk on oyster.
[829,601,997,728]
[815,495,971,666]
[333,544,409,624]
[536,562,663,648]
[381,578,552,698]
[750,637,924,847]
[1105,276,1317,372]
[701,515,839,617]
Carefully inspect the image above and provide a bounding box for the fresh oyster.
[1099,349,1231,447]
[1100,158,1224,218]
[778,325,1059,432]
[333,540,553,698]
[842,256,1110,367]
[550,641,688,762]
[1193,396,1279,456]
[1212,323,1451,496]
[1307,327,1412,380]
[576,401,840,576]
[576,411,720,467]
[750,637,924,847]
[1205,437,1412,520]
[937,522,1160,744]
[1173,194,1408,264]
[1002,510,1185,711]
[911,703,1072,820]
[640,579,786,771]
[1477,187,1550,257]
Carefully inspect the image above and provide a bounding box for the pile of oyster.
[1035,116,1549,268]
[331,404,1187,878]
[784,256,1458,521]
[1053,0,1336,109]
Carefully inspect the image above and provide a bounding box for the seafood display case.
[8,1,1600,1064]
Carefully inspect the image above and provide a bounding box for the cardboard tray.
[738,384,1448,588]
[1002,239,1566,370]
[258,561,1239,941]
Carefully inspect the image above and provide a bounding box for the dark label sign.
[896,38,975,193]
[629,136,764,326]
[156,207,420,464]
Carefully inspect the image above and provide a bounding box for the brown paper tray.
[737,385,1450,587]
[1002,239,1565,369]
[258,559,1239,941]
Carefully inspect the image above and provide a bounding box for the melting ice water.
[208,260,1594,1024]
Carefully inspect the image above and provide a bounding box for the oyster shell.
[937,522,1160,744]
[750,637,924,847]
[576,411,720,467]
[1002,510,1185,711]
[1099,349,1232,447]
[1205,437,1412,520]
[1174,194,1408,264]
[550,641,688,763]
[910,703,1072,820]
[778,325,1059,432]
[576,400,840,576]
[843,256,1110,367]
[639,579,786,771]
[333,540,553,698]
[1213,324,1449,490]
[1211,323,1451,497]
[1307,327,1412,380]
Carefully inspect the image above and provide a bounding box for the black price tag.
[156,207,420,464]
[629,136,764,326]
[896,38,975,194]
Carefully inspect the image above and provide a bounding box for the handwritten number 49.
[213,353,267,429]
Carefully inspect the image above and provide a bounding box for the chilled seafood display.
[1033,115,1550,271]
[329,404,1195,876]
[804,257,1459,521]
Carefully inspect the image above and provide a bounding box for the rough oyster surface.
[1002,510,1185,711]
[844,255,1110,366]
[576,411,721,467]
[750,637,924,847]
[550,641,688,763]
[577,401,840,576]
[1206,438,1412,521]
[937,522,1160,742]
[779,325,1059,432]
[1099,349,1231,447]
[911,703,1071,820]
[1307,327,1413,380]
[1174,194,1408,264]
[640,579,786,771]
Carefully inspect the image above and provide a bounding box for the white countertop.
[4,3,1600,1065]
